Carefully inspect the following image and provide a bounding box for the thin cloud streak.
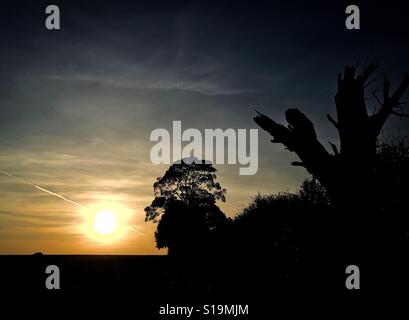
[0,170,87,209]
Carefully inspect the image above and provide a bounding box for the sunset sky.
[1,0,408,254]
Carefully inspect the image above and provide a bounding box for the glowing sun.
[93,210,117,235]
[80,202,134,243]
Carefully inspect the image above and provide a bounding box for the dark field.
[0,255,261,316]
[0,254,397,316]
[0,255,171,291]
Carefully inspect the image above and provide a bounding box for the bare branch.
[327,114,339,129]
[254,109,332,181]
[364,72,385,89]
[391,110,409,118]
[370,72,409,136]
[358,62,379,84]
[390,73,409,104]
[372,89,382,107]
[383,76,390,101]
[328,142,339,156]
[254,111,296,150]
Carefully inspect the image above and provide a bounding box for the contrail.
[0,169,144,235]
[126,225,143,235]
[0,170,87,209]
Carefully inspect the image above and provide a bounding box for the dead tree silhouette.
[255,63,409,210]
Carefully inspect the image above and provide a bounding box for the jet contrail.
[126,225,143,235]
[0,170,87,209]
[0,169,144,235]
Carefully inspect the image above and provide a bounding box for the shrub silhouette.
[228,188,330,288]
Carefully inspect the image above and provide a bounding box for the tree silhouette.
[376,138,409,211]
[145,157,227,255]
[298,178,330,206]
[255,63,409,209]
[229,189,331,288]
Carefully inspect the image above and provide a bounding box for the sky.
[0,0,408,254]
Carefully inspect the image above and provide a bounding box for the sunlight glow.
[93,210,117,235]
[80,202,135,243]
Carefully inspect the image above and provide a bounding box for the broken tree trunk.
[255,63,409,210]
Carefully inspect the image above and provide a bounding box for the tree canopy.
[145,157,227,254]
